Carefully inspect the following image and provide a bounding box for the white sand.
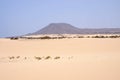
[0,38,120,80]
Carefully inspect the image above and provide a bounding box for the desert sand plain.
[0,35,120,80]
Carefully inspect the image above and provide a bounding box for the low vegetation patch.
[54,56,60,59]
[40,36,51,39]
[34,56,42,60]
[9,56,15,59]
[9,34,120,40]
[91,35,120,38]
[45,56,51,60]
[0,56,75,63]
[10,37,19,40]
[16,56,20,59]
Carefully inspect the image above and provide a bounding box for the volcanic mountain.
[32,23,80,34]
[30,23,120,35]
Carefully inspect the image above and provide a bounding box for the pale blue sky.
[0,0,120,37]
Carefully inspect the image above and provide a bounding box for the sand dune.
[0,38,120,80]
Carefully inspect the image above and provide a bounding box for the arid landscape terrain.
[0,34,120,80]
[1,0,120,80]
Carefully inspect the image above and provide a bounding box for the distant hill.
[32,23,80,34]
[29,23,120,35]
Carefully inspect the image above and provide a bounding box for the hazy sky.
[0,0,120,37]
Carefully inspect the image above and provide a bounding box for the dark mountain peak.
[32,23,80,34]
[49,23,72,26]
[46,23,76,29]
[29,23,120,35]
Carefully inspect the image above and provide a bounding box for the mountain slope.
[30,23,120,35]
[32,23,80,34]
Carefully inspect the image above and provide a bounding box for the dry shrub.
[45,56,51,59]
[10,37,19,40]
[54,56,60,59]
[34,56,42,60]
[16,56,20,59]
[9,56,15,59]
[40,36,51,39]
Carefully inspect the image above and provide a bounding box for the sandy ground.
[0,38,120,80]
